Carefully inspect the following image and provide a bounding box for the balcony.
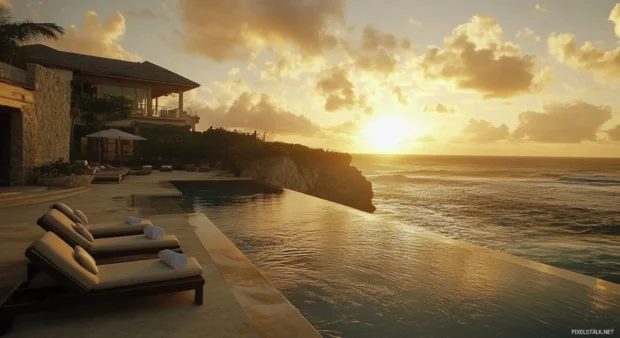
[131,105,199,119]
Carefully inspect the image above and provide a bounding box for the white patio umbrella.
[85,128,147,167]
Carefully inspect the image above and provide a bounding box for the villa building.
[0,45,201,185]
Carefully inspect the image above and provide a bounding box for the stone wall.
[9,107,25,185]
[0,62,29,87]
[29,64,71,165]
[8,65,70,184]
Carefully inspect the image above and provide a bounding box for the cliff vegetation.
[130,125,376,213]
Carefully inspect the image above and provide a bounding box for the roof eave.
[78,71,200,89]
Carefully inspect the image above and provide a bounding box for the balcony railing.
[131,106,199,119]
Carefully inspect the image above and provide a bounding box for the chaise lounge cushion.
[31,233,202,292]
[74,246,98,274]
[74,210,89,224]
[89,235,180,255]
[51,203,82,224]
[43,209,92,249]
[74,223,94,242]
[87,220,153,237]
[94,258,202,290]
[32,232,99,291]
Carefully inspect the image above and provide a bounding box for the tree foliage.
[132,125,351,170]
[0,5,64,65]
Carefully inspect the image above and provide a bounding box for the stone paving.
[0,171,317,338]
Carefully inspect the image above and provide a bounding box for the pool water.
[147,181,620,338]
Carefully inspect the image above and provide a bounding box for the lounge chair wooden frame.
[0,247,204,335]
[36,217,182,259]
[93,169,130,184]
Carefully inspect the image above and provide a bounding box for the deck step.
[0,186,90,209]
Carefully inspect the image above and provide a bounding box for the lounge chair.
[198,163,211,172]
[37,209,181,259]
[132,165,152,176]
[92,171,124,184]
[51,203,150,238]
[0,232,204,335]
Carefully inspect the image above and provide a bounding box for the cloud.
[606,124,620,141]
[357,93,375,115]
[420,15,551,98]
[416,135,436,142]
[548,5,620,81]
[176,0,344,61]
[462,119,510,143]
[201,92,321,136]
[534,4,548,13]
[548,32,620,81]
[513,101,612,143]
[44,11,140,61]
[611,4,620,38]
[423,103,455,114]
[327,120,360,135]
[515,28,541,42]
[349,25,413,75]
[125,9,169,21]
[316,66,366,112]
[259,52,324,81]
[360,25,408,52]
[202,75,250,107]
[392,86,409,105]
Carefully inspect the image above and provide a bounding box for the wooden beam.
[0,97,32,110]
[0,82,34,106]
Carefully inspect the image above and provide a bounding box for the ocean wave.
[558,175,620,186]
[369,174,477,185]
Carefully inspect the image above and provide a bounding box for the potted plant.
[34,158,95,188]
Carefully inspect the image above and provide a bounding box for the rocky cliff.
[240,156,376,213]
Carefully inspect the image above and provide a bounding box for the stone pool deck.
[0,171,320,338]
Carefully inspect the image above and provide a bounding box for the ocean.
[155,156,620,337]
[352,154,620,284]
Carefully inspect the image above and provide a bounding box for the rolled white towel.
[125,216,142,226]
[159,249,188,269]
[144,225,165,240]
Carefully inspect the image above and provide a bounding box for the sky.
[5,0,620,157]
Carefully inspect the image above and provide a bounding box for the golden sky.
[9,0,620,157]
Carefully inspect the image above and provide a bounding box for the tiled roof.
[19,44,200,88]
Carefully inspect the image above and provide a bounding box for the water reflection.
[150,184,620,337]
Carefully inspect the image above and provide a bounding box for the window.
[97,85,148,114]
[136,88,147,114]
[123,87,136,103]
[101,85,123,97]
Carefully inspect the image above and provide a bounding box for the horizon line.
[350,153,620,159]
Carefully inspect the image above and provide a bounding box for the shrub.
[132,125,352,171]
[35,158,88,177]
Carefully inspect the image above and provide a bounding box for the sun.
[360,115,417,154]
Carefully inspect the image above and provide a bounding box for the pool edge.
[407,225,620,295]
[186,213,322,338]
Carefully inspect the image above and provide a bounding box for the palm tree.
[0,4,64,64]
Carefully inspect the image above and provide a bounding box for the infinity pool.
[146,180,620,337]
